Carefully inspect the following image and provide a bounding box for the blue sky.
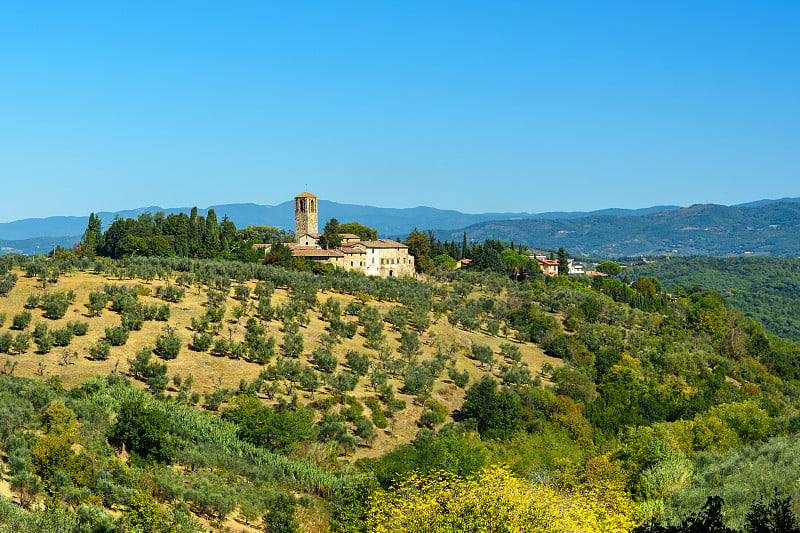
[1,1,798,222]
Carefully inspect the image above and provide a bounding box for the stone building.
[287,191,415,278]
[294,192,318,239]
[350,240,414,277]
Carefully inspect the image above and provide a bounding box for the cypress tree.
[557,247,568,275]
[205,209,222,254]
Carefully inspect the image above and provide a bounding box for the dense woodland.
[2,230,800,531]
[624,256,800,343]
[79,210,293,262]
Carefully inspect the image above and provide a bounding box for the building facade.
[352,240,414,277]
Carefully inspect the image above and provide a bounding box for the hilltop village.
[78,190,609,278]
[268,191,607,279]
[261,192,416,278]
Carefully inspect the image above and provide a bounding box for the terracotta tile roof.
[295,191,317,198]
[353,239,408,249]
[338,233,361,239]
[292,248,344,258]
[339,246,366,254]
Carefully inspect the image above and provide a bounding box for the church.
[286,192,416,278]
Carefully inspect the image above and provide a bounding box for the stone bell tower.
[294,191,318,239]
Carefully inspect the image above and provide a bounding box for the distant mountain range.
[436,201,800,257]
[1,197,799,257]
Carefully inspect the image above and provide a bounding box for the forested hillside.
[624,256,800,342]
[1,251,800,531]
[436,201,800,257]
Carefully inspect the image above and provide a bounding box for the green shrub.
[12,311,32,330]
[346,350,370,376]
[212,338,230,357]
[342,321,358,338]
[0,332,12,353]
[254,281,274,300]
[365,399,388,429]
[0,274,17,296]
[345,301,363,316]
[402,361,434,396]
[312,349,338,373]
[355,418,377,444]
[104,326,129,346]
[52,327,75,347]
[155,305,171,321]
[41,292,71,319]
[470,342,494,367]
[282,333,304,357]
[33,322,49,339]
[121,312,144,331]
[328,371,359,394]
[410,308,431,333]
[86,291,108,316]
[419,409,440,428]
[35,333,54,354]
[109,400,175,464]
[424,399,448,423]
[190,333,213,352]
[338,395,364,422]
[155,331,182,360]
[68,321,89,336]
[234,284,251,302]
[206,306,225,323]
[158,284,185,303]
[499,343,522,362]
[90,340,111,360]
[12,333,30,354]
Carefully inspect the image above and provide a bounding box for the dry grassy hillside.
[0,266,560,460]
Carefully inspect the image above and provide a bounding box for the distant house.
[530,255,586,276]
[568,259,584,275]
[533,256,560,276]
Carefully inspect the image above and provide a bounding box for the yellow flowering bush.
[367,464,643,533]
